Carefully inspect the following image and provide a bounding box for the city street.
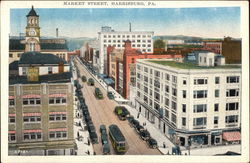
[74,58,162,155]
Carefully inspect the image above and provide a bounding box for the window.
[9,99,15,106]
[183,80,187,85]
[137,83,140,89]
[214,117,219,125]
[103,35,107,38]
[165,109,169,118]
[165,98,169,107]
[171,113,177,124]
[22,67,27,75]
[226,89,239,97]
[172,88,177,96]
[9,53,13,58]
[226,102,239,111]
[182,117,186,126]
[154,102,160,111]
[23,116,41,123]
[193,104,207,113]
[49,114,67,121]
[182,90,186,98]
[154,70,160,77]
[193,90,207,98]
[165,74,170,81]
[172,75,177,83]
[8,133,16,142]
[215,77,220,84]
[137,73,141,79]
[49,131,67,139]
[214,103,219,112]
[225,115,238,124]
[143,95,148,103]
[171,101,177,111]
[23,132,42,140]
[23,98,41,105]
[215,90,220,98]
[227,76,239,83]
[154,92,160,101]
[182,104,186,113]
[137,91,140,97]
[144,86,148,93]
[48,67,53,74]
[165,85,169,93]
[144,67,148,73]
[154,80,160,88]
[49,97,67,104]
[144,76,148,82]
[9,116,15,123]
[193,117,207,126]
[194,78,207,85]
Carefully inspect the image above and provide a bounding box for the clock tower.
[25,6,41,52]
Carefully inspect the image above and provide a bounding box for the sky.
[10,7,241,38]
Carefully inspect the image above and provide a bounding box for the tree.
[154,39,165,49]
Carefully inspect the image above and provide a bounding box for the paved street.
[74,58,161,155]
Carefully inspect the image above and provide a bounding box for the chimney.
[129,22,131,32]
[56,28,58,38]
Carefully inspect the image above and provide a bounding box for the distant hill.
[153,35,223,41]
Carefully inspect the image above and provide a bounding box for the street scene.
[5,2,247,160]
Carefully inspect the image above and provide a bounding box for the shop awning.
[223,131,241,141]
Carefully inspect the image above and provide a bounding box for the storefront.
[222,131,241,145]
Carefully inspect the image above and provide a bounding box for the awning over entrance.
[222,131,241,141]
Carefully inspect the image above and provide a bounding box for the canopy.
[222,131,241,141]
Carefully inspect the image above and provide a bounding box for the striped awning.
[223,131,241,141]
[23,129,42,133]
[49,112,67,115]
[9,114,16,117]
[9,96,15,99]
[8,131,16,134]
[49,128,67,132]
[23,112,41,116]
[22,94,41,98]
[49,94,67,97]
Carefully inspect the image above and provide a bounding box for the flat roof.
[147,61,241,69]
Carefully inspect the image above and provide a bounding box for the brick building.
[107,40,183,99]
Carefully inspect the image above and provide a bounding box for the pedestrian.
[167,151,170,155]
[87,138,90,145]
[77,131,80,139]
[163,142,166,148]
[79,121,81,127]
[137,112,140,119]
[94,152,96,155]
[87,150,90,155]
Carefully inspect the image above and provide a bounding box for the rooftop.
[19,51,67,65]
[147,60,241,69]
[9,72,72,85]
[27,6,39,17]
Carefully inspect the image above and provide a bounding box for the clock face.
[29,28,36,36]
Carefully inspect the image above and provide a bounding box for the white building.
[97,26,154,74]
[135,53,241,148]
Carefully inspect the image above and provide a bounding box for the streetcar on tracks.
[109,124,128,154]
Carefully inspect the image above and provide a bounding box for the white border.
[1,1,249,163]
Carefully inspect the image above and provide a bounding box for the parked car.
[107,92,114,99]
[89,132,98,144]
[88,124,96,133]
[87,78,95,86]
[100,125,107,135]
[135,124,144,133]
[102,143,110,155]
[130,119,139,128]
[139,130,150,141]
[81,75,87,82]
[101,134,109,145]
[95,87,103,99]
[114,106,130,120]
[127,116,134,122]
[85,115,92,123]
[146,138,158,149]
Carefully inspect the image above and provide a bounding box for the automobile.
[135,125,144,133]
[82,110,90,116]
[121,107,130,117]
[102,143,110,155]
[107,92,114,99]
[89,132,98,144]
[130,119,139,128]
[87,78,95,86]
[100,125,107,135]
[88,124,96,133]
[81,75,87,82]
[114,106,130,120]
[95,87,103,99]
[146,138,158,149]
[127,116,134,122]
[139,130,150,141]
[101,134,109,145]
[85,115,92,123]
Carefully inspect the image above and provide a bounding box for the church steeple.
[25,6,40,52]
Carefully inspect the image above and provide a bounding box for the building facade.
[97,26,154,74]
[135,55,241,148]
[107,40,183,99]
[8,52,75,155]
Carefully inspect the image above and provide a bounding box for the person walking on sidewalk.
[137,112,140,119]
[163,142,166,148]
